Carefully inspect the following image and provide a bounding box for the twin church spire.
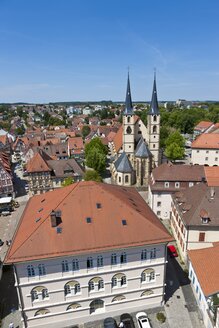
[124,71,159,115]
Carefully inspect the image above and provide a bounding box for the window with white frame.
[150,248,157,259]
[112,273,127,288]
[157,201,161,207]
[111,253,117,265]
[38,264,46,276]
[64,281,81,296]
[72,259,79,271]
[97,255,103,268]
[120,252,127,264]
[31,286,49,302]
[157,211,161,216]
[189,182,194,187]
[141,249,147,261]
[62,260,69,273]
[88,277,104,292]
[141,268,155,283]
[87,257,93,269]
[27,265,35,277]
[175,182,180,188]
[164,182,169,188]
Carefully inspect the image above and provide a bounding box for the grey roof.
[47,158,84,178]
[148,74,159,115]
[114,152,133,173]
[135,137,152,158]
[123,73,133,115]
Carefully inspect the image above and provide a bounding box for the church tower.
[123,73,135,160]
[147,72,160,166]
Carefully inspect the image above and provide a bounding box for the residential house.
[68,137,84,162]
[148,163,205,220]
[188,243,219,328]
[0,151,13,197]
[193,121,214,139]
[171,183,219,261]
[191,134,219,166]
[5,181,172,328]
[26,151,84,195]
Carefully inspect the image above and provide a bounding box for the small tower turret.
[123,73,135,158]
[147,71,160,166]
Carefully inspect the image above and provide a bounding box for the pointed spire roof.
[114,152,133,173]
[124,73,133,115]
[135,137,152,158]
[149,71,159,115]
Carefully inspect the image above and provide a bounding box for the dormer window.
[164,182,169,188]
[200,209,210,224]
[202,217,209,224]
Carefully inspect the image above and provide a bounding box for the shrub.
[156,312,166,323]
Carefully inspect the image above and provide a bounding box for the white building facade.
[15,244,167,328]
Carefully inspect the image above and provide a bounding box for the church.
[111,74,160,187]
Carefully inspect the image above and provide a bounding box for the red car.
[167,245,178,257]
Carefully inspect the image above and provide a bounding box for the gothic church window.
[153,126,157,133]
[153,115,157,122]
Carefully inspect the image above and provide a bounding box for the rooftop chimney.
[50,210,57,227]
[210,187,215,199]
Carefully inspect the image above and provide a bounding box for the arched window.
[64,281,81,296]
[136,160,139,177]
[90,299,104,314]
[67,303,81,310]
[125,175,129,183]
[126,126,132,134]
[34,308,50,316]
[31,286,49,302]
[153,115,157,122]
[127,116,130,123]
[153,125,157,133]
[88,277,104,292]
[141,289,154,297]
[112,273,127,288]
[141,268,155,283]
[112,294,126,302]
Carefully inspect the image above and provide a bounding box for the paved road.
[165,256,205,328]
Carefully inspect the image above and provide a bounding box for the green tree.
[86,147,106,173]
[84,170,102,182]
[61,177,74,187]
[85,137,108,156]
[165,142,185,161]
[82,125,91,139]
[160,126,171,148]
[165,131,185,148]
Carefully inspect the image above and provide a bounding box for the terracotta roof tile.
[192,133,219,149]
[204,167,219,186]
[194,121,213,131]
[188,244,219,296]
[5,181,173,263]
[26,152,52,173]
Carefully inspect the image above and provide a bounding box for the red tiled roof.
[5,181,173,263]
[26,152,52,173]
[188,244,219,296]
[194,121,213,131]
[192,133,219,149]
[204,167,219,186]
[68,137,84,150]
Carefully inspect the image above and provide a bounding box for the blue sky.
[0,0,219,103]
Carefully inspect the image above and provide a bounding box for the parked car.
[104,317,118,328]
[136,312,151,328]
[1,211,11,216]
[0,239,4,246]
[167,245,178,257]
[120,313,135,328]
